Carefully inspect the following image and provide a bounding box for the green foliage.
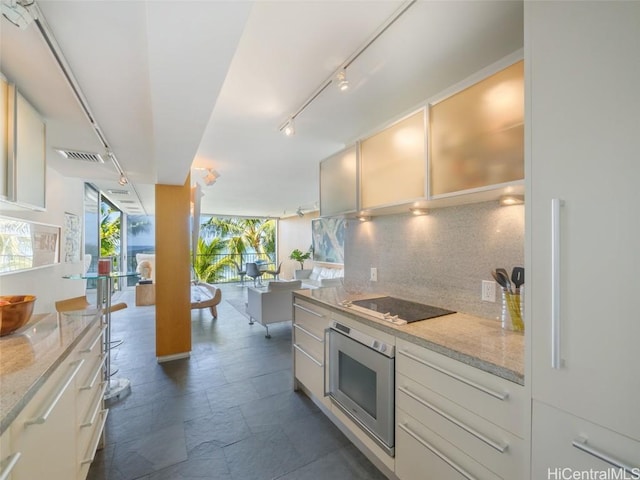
[193,237,233,283]
[100,203,120,258]
[289,248,311,270]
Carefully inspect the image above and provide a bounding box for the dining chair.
[245,262,264,287]
[265,262,282,280]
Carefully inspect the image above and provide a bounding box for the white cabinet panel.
[396,409,501,480]
[527,1,640,442]
[360,109,426,209]
[532,401,640,477]
[320,145,358,217]
[396,338,526,438]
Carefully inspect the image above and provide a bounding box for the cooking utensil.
[491,269,509,292]
[496,268,513,294]
[511,267,525,293]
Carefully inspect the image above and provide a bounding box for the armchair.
[246,280,303,338]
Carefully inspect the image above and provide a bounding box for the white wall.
[277,211,318,280]
[0,167,86,313]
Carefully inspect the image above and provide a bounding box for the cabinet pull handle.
[294,323,324,342]
[80,354,107,391]
[81,410,109,465]
[79,324,107,354]
[293,344,323,367]
[323,328,330,397]
[0,452,21,480]
[81,382,108,428]
[294,303,325,318]
[572,437,638,473]
[398,349,508,400]
[24,359,85,427]
[398,385,508,453]
[398,423,477,480]
[551,198,564,369]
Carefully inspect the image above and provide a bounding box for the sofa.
[294,265,344,288]
[246,280,304,338]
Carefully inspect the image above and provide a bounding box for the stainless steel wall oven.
[327,320,395,456]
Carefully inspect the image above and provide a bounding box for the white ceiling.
[0,0,523,218]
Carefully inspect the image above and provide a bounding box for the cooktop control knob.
[372,340,379,350]
[380,344,387,353]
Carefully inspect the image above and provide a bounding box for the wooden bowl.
[0,295,36,336]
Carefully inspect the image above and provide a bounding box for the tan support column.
[155,176,191,360]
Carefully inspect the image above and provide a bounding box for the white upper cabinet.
[319,145,358,217]
[429,59,524,198]
[527,0,640,449]
[359,109,426,210]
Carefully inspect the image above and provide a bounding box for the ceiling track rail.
[278,0,417,132]
[29,2,147,215]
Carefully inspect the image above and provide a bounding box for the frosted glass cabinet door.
[429,60,524,196]
[319,145,357,217]
[360,109,426,209]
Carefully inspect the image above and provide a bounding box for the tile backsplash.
[343,200,524,320]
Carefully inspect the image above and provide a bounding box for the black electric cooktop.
[351,296,455,323]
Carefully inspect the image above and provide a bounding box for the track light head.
[336,69,349,92]
[282,118,295,137]
[296,207,304,217]
[118,173,128,186]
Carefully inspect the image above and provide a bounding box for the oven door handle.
[323,328,330,397]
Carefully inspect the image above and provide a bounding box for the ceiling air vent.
[107,189,130,195]
[119,200,136,204]
[55,149,104,163]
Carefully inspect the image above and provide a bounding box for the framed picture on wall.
[64,212,82,263]
[0,216,60,274]
[312,217,345,264]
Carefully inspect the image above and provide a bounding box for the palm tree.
[193,237,232,283]
[200,217,276,264]
[100,203,120,258]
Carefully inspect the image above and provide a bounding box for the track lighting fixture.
[336,69,349,92]
[118,173,128,186]
[282,118,296,137]
[203,169,220,186]
[277,0,416,135]
[296,207,304,217]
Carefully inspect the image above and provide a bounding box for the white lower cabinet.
[395,338,527,480]
[396,409,501,480]
[292,300,331,409]
[5,319,107,480]
[532,401,640,478]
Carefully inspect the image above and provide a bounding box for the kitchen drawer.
[10,354,82,480]
[294,347,330,409]
[532,400,640,477]
[293,323,325,362]
[76,403,108,480]
[0,428,19,480]
[293,300,331,338]
[396,338,525,437]
[397,374,525,479]
[396,408,501,480]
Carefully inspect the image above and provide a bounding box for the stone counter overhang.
[0,310,102,434]
[294,287,524,385]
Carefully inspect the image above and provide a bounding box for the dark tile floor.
[87,284,387,480]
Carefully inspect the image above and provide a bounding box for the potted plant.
[289,248,311,270]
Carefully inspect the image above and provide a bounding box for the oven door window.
[338,351,377,418]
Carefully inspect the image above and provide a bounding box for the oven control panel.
[330,321,395,358]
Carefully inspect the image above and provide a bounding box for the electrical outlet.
[482,280,496,302]
[370,267,378,282]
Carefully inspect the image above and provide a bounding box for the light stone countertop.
[294,287,524,385]
[0,310,101,434]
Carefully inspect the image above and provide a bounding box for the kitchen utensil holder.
[501,288,524,332]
